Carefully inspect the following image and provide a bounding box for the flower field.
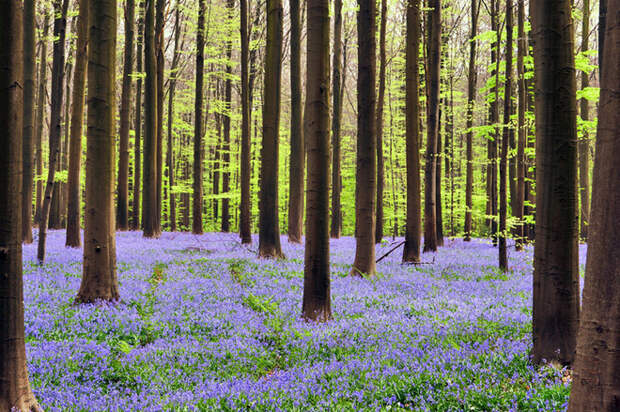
[23,231,584,411]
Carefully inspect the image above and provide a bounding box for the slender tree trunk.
[302,0,331,321]
[568,3,620,406]
[213,109,221,223]
[76,0,119,303]
[154,0,165,233]
[330,0,343,239]
[514,0,526,250]
[486,0,499,245]
[259,0,285,258]
[166,6,181,232]
[35,12,50,226]
[375,0,387,244]
[192,0,205,235]
[239,0,252,243]
[116,0,135,231]
[351,0,377,275]
[37,0,70,264]
[531,0,580,366]
[464,0,478,241]
[402,0,421,264]
[66,0,89,247]
[578,0,590,241]
[22,0,36,244]
[499,0,513,271]
[131,7,144,231]
[0,2,42,408]
[423,0,440,253]
[221,0,234,233]
[143,0,160,238]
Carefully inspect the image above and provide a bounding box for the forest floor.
[23,230,586,411]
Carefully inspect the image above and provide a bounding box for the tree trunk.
[116,0,135,231]
[143,0,160,238]
[330,0,343,239]
[464,0,478,241]
[221,0,234,233]
[166,6,181,233]
[436,103,444,246]
[499,0,513,272]
[486,0,499,245]
[35,12,50,227]
[402,0,421,264]
[423,0,440,253]
[37,0,70,264]
[192,0,205,235]
[131,5,144,231]
[531,0,580,366]
[568,3,620,406]
[239,0,252,243]
[154,0,165,233]
[258,0,285,258]
[76,0,119,303]
[375,0,387,244]
[66,0,89,247]
[302,0,331,321]
[0,2,42,408]
[287,0,304,243]
[22,0,36,244]
[351,0,377,275]
[514,0,526,250]
[578,0,590,241]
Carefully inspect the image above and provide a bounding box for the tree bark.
[0,1,42,408]
[166,6,181,232]
[464,0,478,241]
[329,0,343,239]
[239,0,252,243]
[568,2,620,406]
[258,0,285,258]
[486,0,499,245]
[192,0,205,235]
[221,0,234,233]
[35,12,50,227]
[37,0,70,264]
[302,0,331,321]
[375,0,387,244]
[154,0,165,233]
[514,0,526,250]
[402,0,421,264]
[351,0,377,275]
[131,5,144,231]
[22,0,36,244]
[530,0,580,366]
[578,0,590,241]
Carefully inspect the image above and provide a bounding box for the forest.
[0,0,619,409]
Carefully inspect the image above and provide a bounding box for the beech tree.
[239,0,252,243]
[375,0,387,244]
[192,0,206,235]
[514,0,526,250]
[34,11,50,226]
[22,0,36,244]
[578,0,591,241]
[131,5,144,231]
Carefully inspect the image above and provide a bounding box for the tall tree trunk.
[37,0,70,264]
[568,3,620,406]
[116,0,135,230]
[486,0,499,245]
[35,12,50,226]
[531,0,580,366]
[402,0,421,264]
[166,6,181,232]
[22,0,36,244]
[66,0,89,247]
[143,0,160,238]
[221,0,234,233]
[239,0,252,243]
[499,0,513,272]
[192,0,205,235]
[131,5,144,231]
[464,0,478,241]
[154,0,165,233]
[259,0,285,258]
[0,1,42,408]
[578,0,590,241]
[351,0,377,275]
[330,0,343,239]
[302,0,331,321]
[287,0,304,243]
[375,0,387,244]
[76,0,119,303]
[514,0,526,250]
[423,0,440,253]
[436,107,443,246]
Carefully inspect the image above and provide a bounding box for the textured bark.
[531,0,580,366]
[166,6,181,232]
[486,0,499,244]
[402,0,421,264]
[499,0,513,272]
[66,0,89,247]
[154,0,165,234]
[464,0,478,242]
[287,0,304,244]
[221,0,234,233]
[514,0,526,250]
[131,8,144,231]
[22,0,36,244]
[351,0,377,275]
[375,0,387,244]
[76,0,119,303]
[436,108,443,247]
[423,0,440,253]
[329,0,343,239]
[35,12,50,226]
[239,0,252,243]
[37,0,70,264]
[116,0,135,231]
[0,2,42,409]
[143,0,160,238]
[578,0,590,241]
[568,3,620,407]
[302,0,331,321]
[192,0,205,235]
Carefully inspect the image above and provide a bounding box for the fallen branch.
[402,255,436,266]
[376,241,405,263]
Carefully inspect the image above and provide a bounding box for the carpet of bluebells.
[22,230,586,411]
